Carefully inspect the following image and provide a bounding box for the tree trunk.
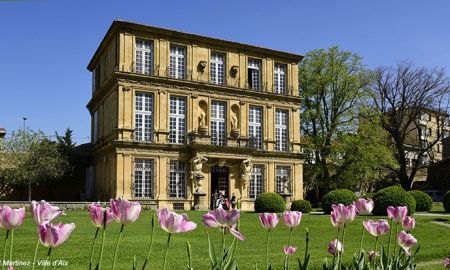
[28,181,32,202]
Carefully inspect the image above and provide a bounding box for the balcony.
[187,130,263,150]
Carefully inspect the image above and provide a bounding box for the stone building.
[87,20,304,210]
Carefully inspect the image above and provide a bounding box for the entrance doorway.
[210,166,229,209]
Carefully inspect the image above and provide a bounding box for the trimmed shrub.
[291,200,312,213]
[254,192,286,213]
[408,190,433,212]
[444,191,450,213]
[321,189,358,214]
[373,186,416,216]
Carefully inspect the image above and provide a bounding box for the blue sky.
[1,0,450,144]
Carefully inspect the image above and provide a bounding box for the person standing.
[230,193,237,209]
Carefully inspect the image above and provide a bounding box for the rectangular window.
[248,106,263,149]
[210,52,225,85]
[248,59,261,91]
[276,166,290,193]
[249,165,264,199]
[134,92,153,142]
[135,39,153,75]
[134,159,153,198]
[92,111,98,142]
[170,45,186,79]
[169,160,186,198]
[275,109,289,151]
[211,101,227,146]
[274,64,286,94]
[169,96,186,144]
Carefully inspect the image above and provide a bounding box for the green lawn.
[3,211,450,269]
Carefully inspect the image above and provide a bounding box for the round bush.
[408,190,433,212]
[372,186,416,216]
[444,191,450,213]
[254,192,286,213]
[291,200,312,213]
[321,189,358,214]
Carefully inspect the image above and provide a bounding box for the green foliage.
[321,189,357,214]
[290,200,312,213]
[407,190,433,212]
[443,191,450,213]
[372,186,416,215]
[254,192,285,213]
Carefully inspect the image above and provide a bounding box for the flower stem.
[98,226,106,269]
[142,214,155,270]
[221,229,225,267]
[112,224,124,270]
[393,223,399,258]
[338,225,346,270]
[372,237,379,269]
[2,230,9,270]
[284,228,294,269]
[162,233,172,270]
[89,227,100,270]
[359,216,367,258]
[42,248,52,270]
[8,229,14,268]
[387,219,393,264]
[332,228,340,269]
[32,237,40,270]
[266,229,271,269]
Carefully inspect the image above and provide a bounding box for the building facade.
[87,20,304,210]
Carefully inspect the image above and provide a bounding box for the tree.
[299,47,378,198]
[0,129,69,201]
[369,62,450,190]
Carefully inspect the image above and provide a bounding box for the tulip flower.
[368,250,380,261]
[157,208,197,270]
[402,216,415,231]
[109,198,141,270]
[331,211,345,229]
[202,208,244,240]
[38,221,75,248]
[443,257,450,269]
[283,246,297,255]
[0,206,25,230]
[110,198,141,224]
[327,239,343,256]
[387,206,408,224]
[282,211,302,228]
[397,230,417,255]
[30,200,63,225]
[363,219,390,237]
[354,198,374,215]
[259,213,279,230]
[88,203,113,228]
[330,204,356,226]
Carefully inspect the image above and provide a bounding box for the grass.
[2,211,450,269]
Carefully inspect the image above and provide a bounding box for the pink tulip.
[88,203,113,228]
[0,206,25,230]
[38,221,75,248]
[283,246,297,255]
[259,213,279,230]
[397,230,417,255]
[202,208,244,240]
[387,206,408,224]
[363,219,390,237]
[402,216,415,231]
[327,239,343,256]
[157,208,197,234]
[368,251,380,261]
[282,211,302,228]
[30,200,63,225]
[354,198,374,215]
[330,204,356,227]
[109,198,141,224]
[443,257,450,269]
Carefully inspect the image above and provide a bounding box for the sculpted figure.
[283,177,291,194]
[199,111,206,128]
[231,114,238,130]
[190,154,208,192]
[240,158,252,189]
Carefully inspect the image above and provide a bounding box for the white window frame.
[170,45,186,79]
[169,160,186,198]
[169,96,186,144]
[134,92,153,142]
[248,59,261,91]
[274,64,286,94]
[275,109,289,152]
[249,165,264,199]
[135,39,153,75]
[248,105,263,149]
[210,52,225,85]
[211,101,227,146]
[134,158,154,199]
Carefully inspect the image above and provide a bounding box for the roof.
[87,20,304,70]
[0,128,6,134]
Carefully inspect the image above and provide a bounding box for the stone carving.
[230,65,239,78]
[198,61,207,73]
[240,158,252,189]
[282,177,291,194]
[198,100,208,135]
[190,154,208,192]
[230,104,240,138]
[231,114,238,130]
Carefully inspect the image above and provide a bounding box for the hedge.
[321,189,358,214]
[291,200,312,213]
[254,192,286,213]
[407,190,433,212]
[444,190,450,213]
[372,186,416,215]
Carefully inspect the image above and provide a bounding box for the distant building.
[86,20,304,210]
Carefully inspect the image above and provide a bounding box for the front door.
[210,166,229,209]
